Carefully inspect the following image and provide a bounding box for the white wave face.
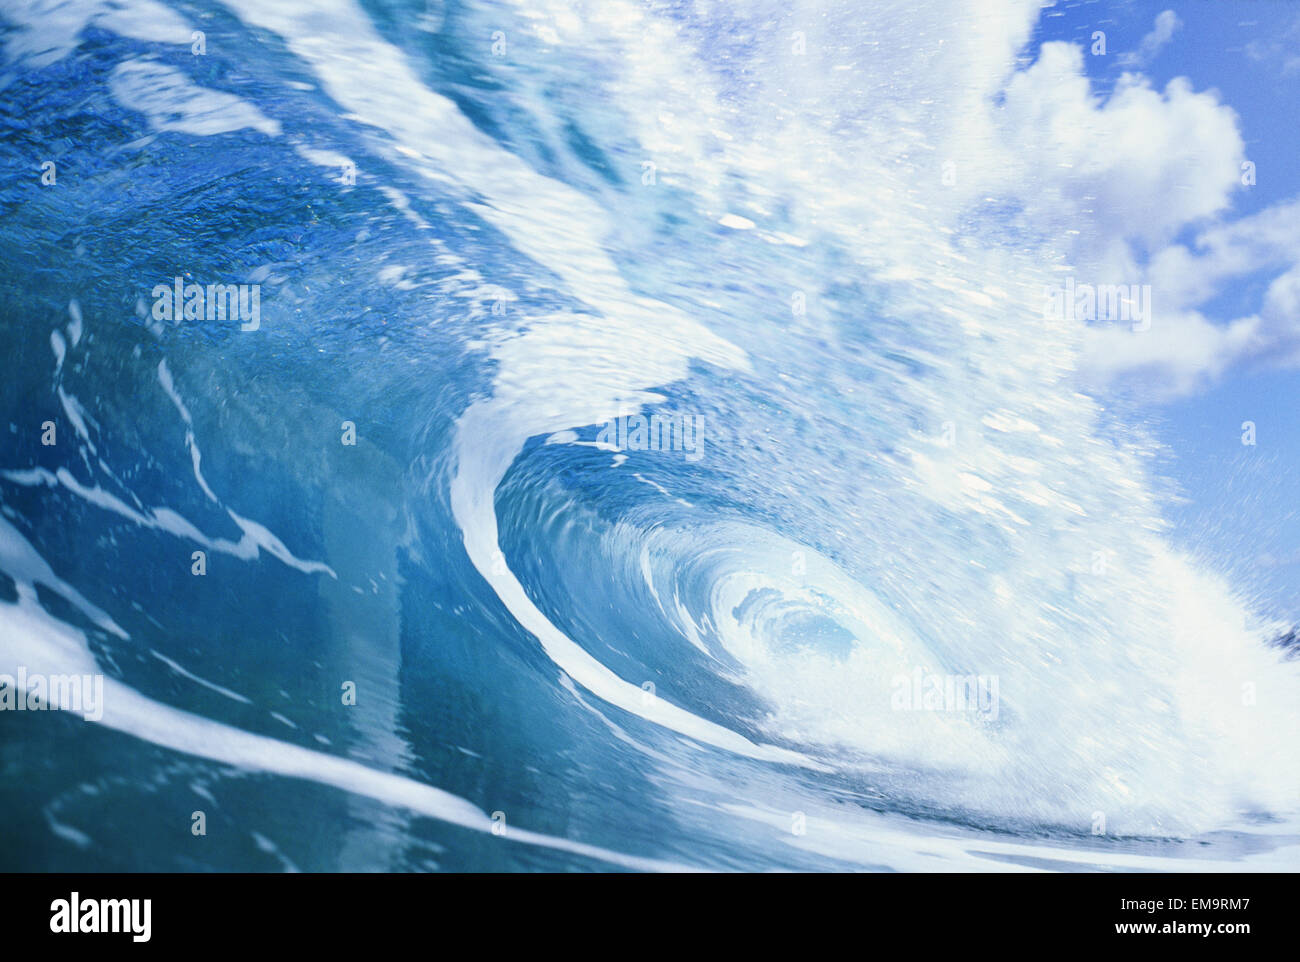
[434,0,1300,836]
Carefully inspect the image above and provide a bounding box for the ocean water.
[1,0,1298,872]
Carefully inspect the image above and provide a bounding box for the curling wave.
[0,0,1298,871]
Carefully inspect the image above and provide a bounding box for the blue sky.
[1031,0,1300,620]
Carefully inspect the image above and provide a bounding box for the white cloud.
[1119,10,1183,67]
[994,43,1242,249]
[933,21,1300,399]
[1077,198,1300,398]
[1244,13,1300,77]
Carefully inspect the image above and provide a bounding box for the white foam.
[109,59,281,138]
